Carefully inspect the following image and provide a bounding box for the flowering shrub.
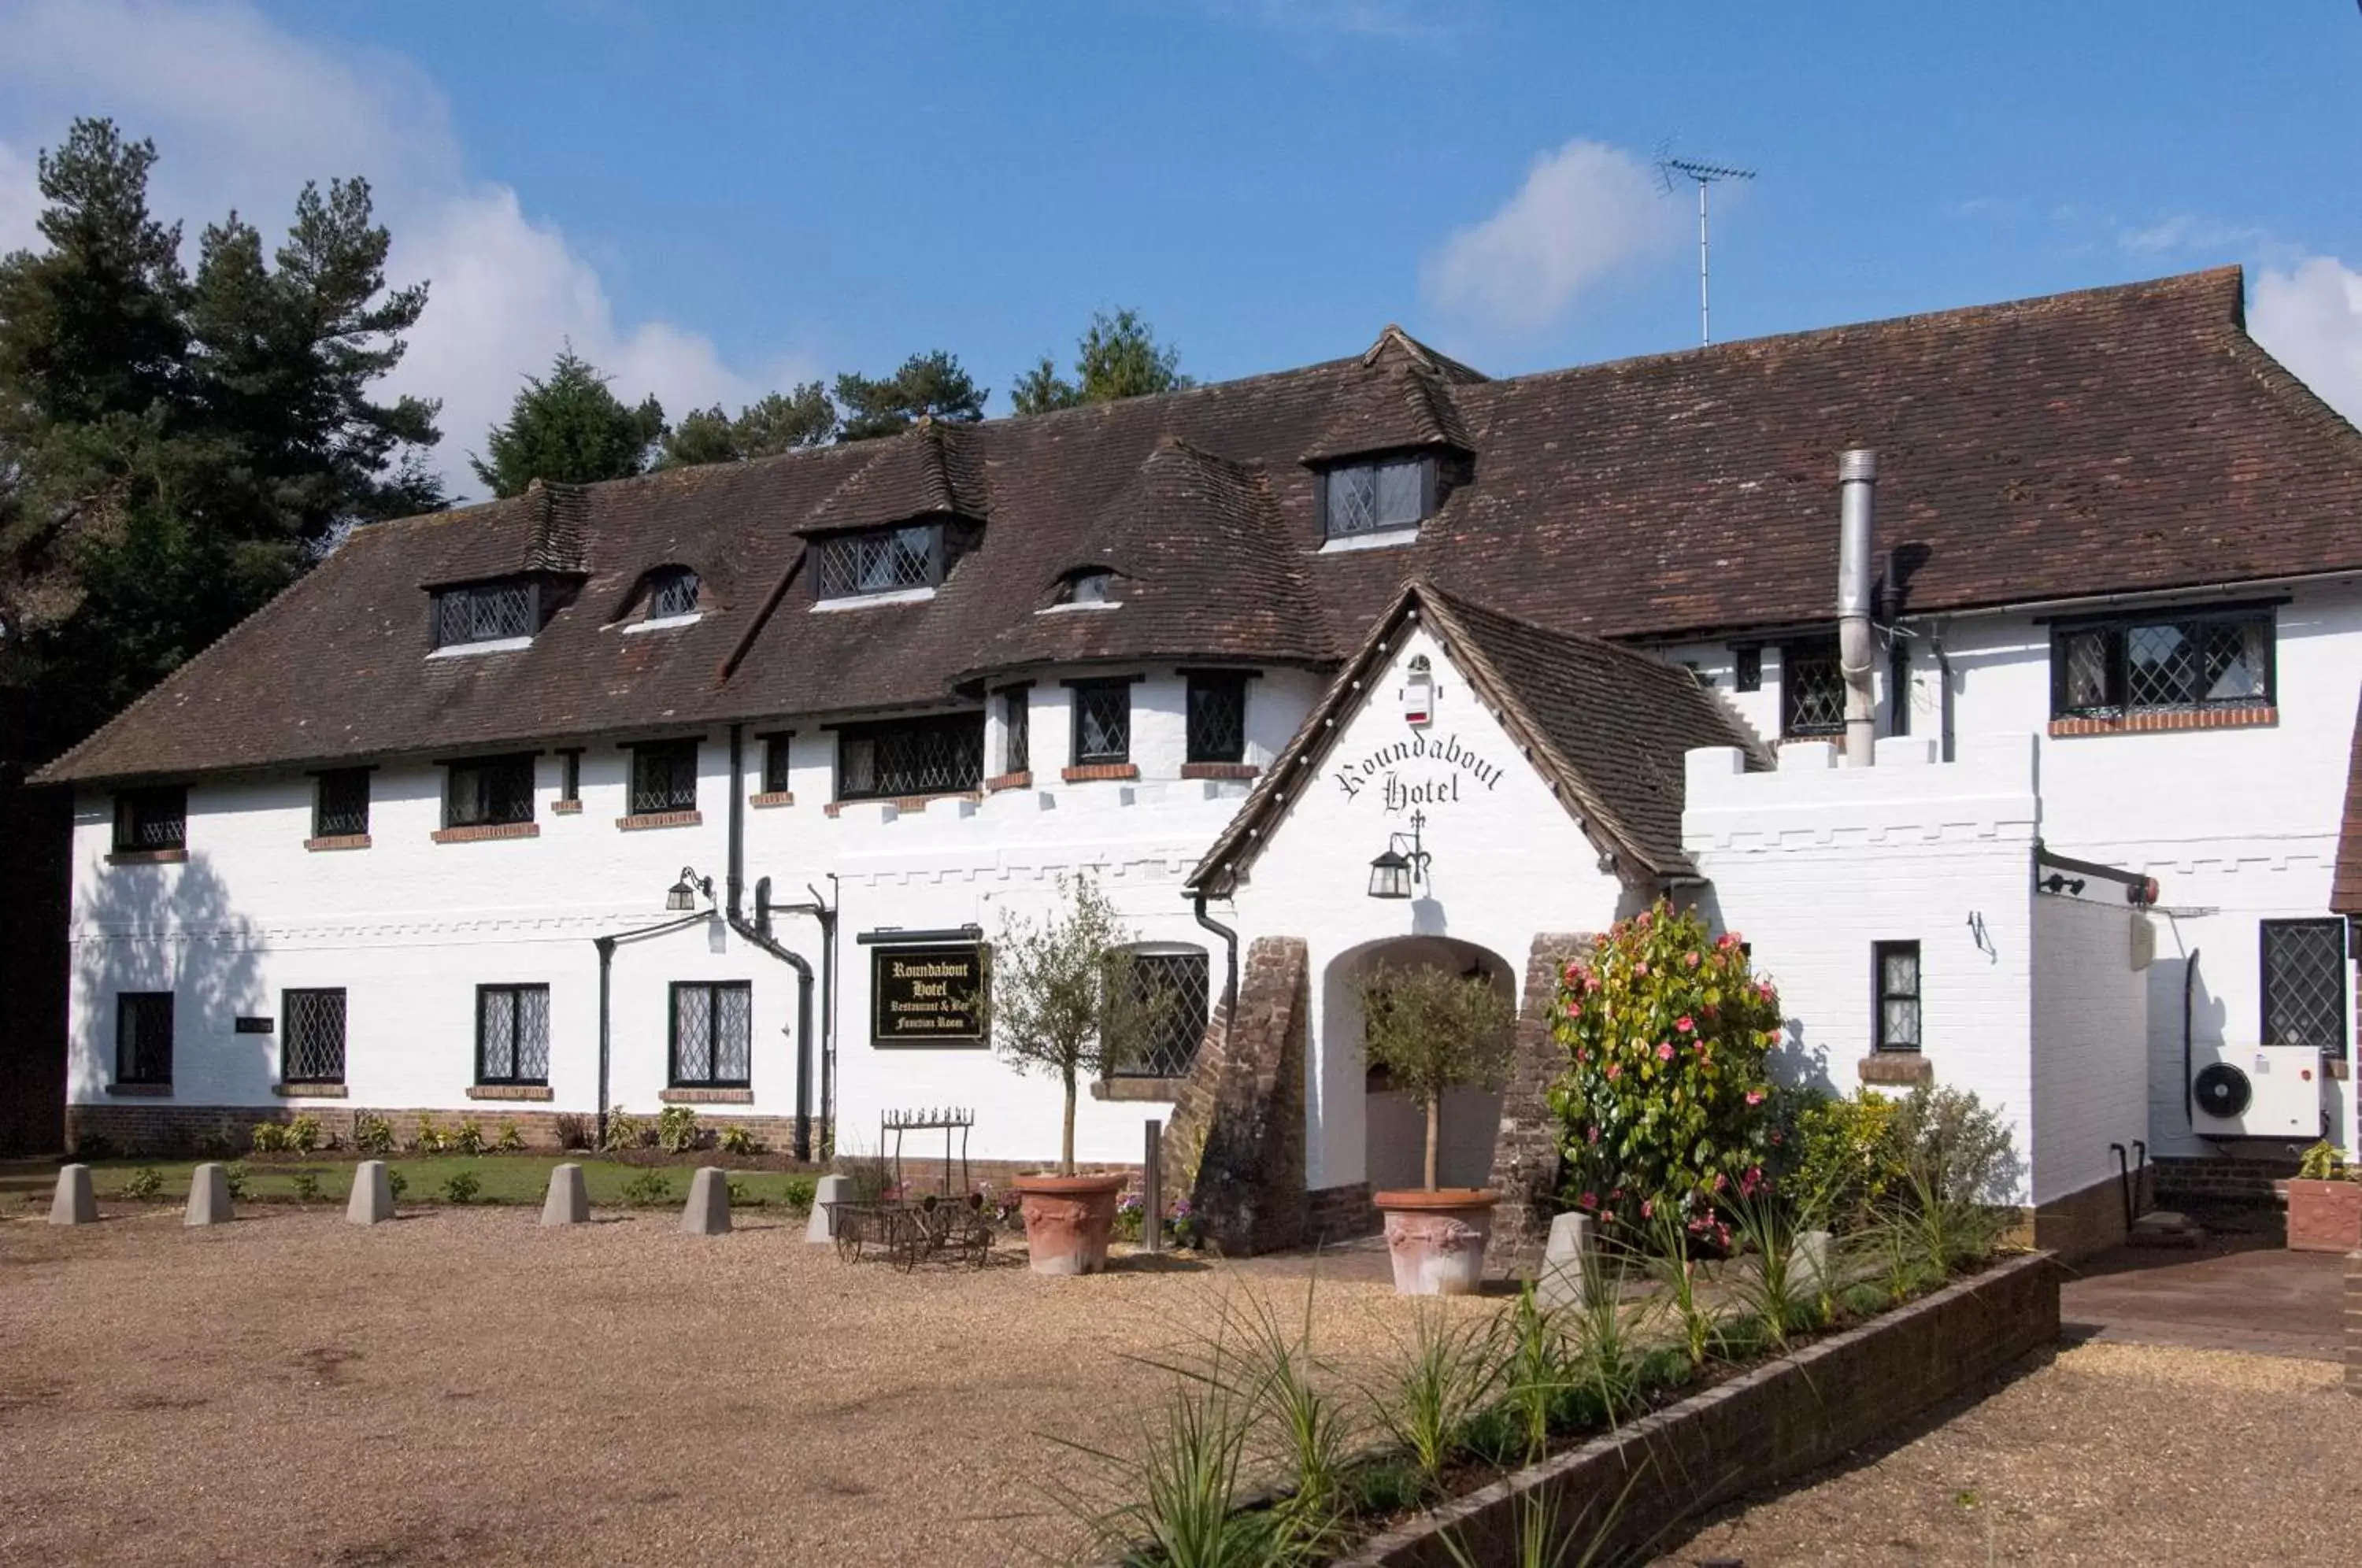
[1547,900,1786,1237]
[1111,1189,1204,1247]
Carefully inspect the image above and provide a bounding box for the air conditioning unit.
[2191,1044,2325,1139]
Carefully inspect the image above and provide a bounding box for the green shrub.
[780,1175,816,1212]
[450,1118,487,1156]
[1790,1091,1905,1230]
[284,1115,322,1154]
[441,1170,482,1204]
[123,1167,164,1200]
[221,1163,250,1200]
[1891,1084,2019,1204]
[249,1122,285,1155]
[602,1108,648,1152]
[621,1170,673,1207]
[495,1121,527,1153]
[291,1170,323,1204]
[352,1112,397,1156]
[553,1112,594,1151]
[716,1122,761,1156]
[727,1178,752,1207]
[656,1106,702,1154]
[386,1168,408,1200]
[1549,900,1786,1235]
[409,1112,449,1155]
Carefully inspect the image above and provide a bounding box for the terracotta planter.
[1012,1173,1127,1276]
[1374,1187,1500,1296]
[2283,1178,2362,1253]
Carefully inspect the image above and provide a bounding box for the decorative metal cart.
[823,1107,994,1270]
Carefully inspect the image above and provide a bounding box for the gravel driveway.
[0,1205,1423,1567]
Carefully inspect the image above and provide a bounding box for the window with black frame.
[671,981,752,1087]
[761,734,793,795]
[629,739,699,815]
[282,988,347,1084]
[445,755,535,828]
[116,993,174,1085]
[1781,638,1846,738]
[1186,673,1248,764]
[1001,689,1031,775]
[2262,919,2347,1049]
[1873,941,1921,1052]
[835,713,984,801]
[314,768,370,838]
[1072,681,1131,766]
[2052,608,2274,721]
[815,523,942,599]
[432,579,535,647]
[1320,456,1432,539]
[476,984,551,1085]
[113,786,187,853]
[1112,950,1211,1078]
[648,566,701,619]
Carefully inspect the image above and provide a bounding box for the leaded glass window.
[1874,942,1920,1052]
[629,740,699,815]
[671,981,752,1087]
[314,769,370,838]
[1001,689,1031,775]
[1781,638,1846,738]
[649,567,701,619]
[1111,951,1210,1078]
[113,786,186,852]
[836,713,984,801]
[1072,681,1131,766]
[283,988,347,1084]
[761,734,793,795]
[116,993,174,1085]
[446,755,535,827]
[1186,673,1248,764]
[476,984,551,1085]
[2262,920,2347,1050]
[433,580,535,646]
[2051,610,2274,720]
[1321,457,1431,538]
[815,524,938,599]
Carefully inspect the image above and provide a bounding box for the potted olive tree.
[995,873,1174,1275]
[1357,960,1520,1295]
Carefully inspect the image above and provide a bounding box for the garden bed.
[2,1154,822,1211]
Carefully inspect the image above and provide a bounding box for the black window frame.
[760,733,794,795]
[647,566,701,619]
[431,578,539,649]
[1001,688,1031,775]
[1734,645,1763,693]
[1109,949,1212,1079]
[115,992,174,1086]
[813,521,976,601]
[313,767,371,839]
[834,712,985,801]
[669,979,753,1089]
[475,982,552,1086]
[1873,941,1922,1053]
[628,738,700,816]
[444,753,537,829]
[2049,606,2276,722]
[557,749,583,805]
[1780,636,1847,739]
[281,987,348,1085]
[1185,671,1249,765]
[2261,919,2348,1051]
[1317,453,1436,540]
[1071,679,1132,767]
[112,786,187,853]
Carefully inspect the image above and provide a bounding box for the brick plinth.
[1163,936,1312,1256]
[2153,1151,2304,1207]
[1484,932,1595,1278]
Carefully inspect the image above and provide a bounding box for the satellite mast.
[1655,147,1757,346]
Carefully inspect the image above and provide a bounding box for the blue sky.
[3,2,2359,493]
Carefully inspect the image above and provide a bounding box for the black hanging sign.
[871,944,988,1045]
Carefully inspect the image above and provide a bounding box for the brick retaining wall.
[2153,1151,2303,1207]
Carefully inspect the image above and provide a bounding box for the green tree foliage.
[657,381,837,468]
[1548,901,1787,1237]
[1011,307,1192,416]
[1353,962,1518,1190]
[469,346,665,497]
[833,349,987,442]
[0,117,442,762]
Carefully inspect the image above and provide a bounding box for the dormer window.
[1050,568,1120,608]
[1320,456,1434,540]
[432,579,537,649]
[814,522,972,602]
[648,567,701,619]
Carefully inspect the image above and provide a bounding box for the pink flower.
[1685,952,1701,968]
[1634,962,1649,977]
[1656,1041,1674,1061]
[1641,1198,1655,1219]
[1586,1125,1600,1145]
[1757,980,1775,1000]
[1577,1190,1598,1211]
[1605,1063,1623,1081]
[1636,910,1653,926]
[1573,1047,1588,1063]
[1745,1088,1765,1107]
[1675,1015,1695,1034]
[1712,1172,1727,1192]
[1717,932,1742,950]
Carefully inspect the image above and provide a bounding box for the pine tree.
[470,346,666,497]
[834,350,987,441]
[657,381,837,468]
[1010,308,1190,416]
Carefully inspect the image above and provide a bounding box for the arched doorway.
[1326,936,1519,1193]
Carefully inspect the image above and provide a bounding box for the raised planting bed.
[1338,1252,2060,1567]
[2,1155,823,1211]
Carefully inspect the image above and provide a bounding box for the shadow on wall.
[73,851,271,1133]
[1674,882,1834,1095]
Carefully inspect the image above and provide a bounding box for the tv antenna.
[1655,146,1757,346]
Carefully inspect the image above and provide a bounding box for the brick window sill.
[984,771,1033,793]
[1857,1052,1933,1087]
[551,800,583,815]
[1061,763,1140,783]
[1091,1075,1187,1102]
[431,822,539,845]
[106,848,187,866]
[823,791,982,818]
[105,1082,173,1097]
[750,791,795,808]
[2048,706,2277,739]
[305,834,372,852]
[1180,762,1260,781]
[617,810,703,831]
[467,1083,553,1101]
[660,1086,753,1104]
[273,1082,350,1098]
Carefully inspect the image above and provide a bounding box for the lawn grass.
[1,1155,819,1210]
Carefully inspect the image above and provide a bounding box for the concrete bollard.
[805,1172,852,1244]
[48,1163,96,1226]
[1535,1211,1595,1310]
[1797,1228,1834,1297]
[185,1163,234,1226]
[346,1160,394,1226]
[681,1167,731,1236]
[541,1162,590,1226]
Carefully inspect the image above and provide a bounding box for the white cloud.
[2251,256,2362,428]
[1422,139,1682,334]
[0,0,805,496]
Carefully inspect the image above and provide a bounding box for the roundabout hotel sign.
[1331,729,1506,814]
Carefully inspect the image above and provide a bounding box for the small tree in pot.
[994,872,1176,1274]
[1355,960,1519,1294]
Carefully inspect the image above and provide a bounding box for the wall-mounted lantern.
[1368,810,1431,900]
[666,865,716,912]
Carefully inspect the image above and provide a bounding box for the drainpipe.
[1838,449,1879,767]
[1192,891,1240,1019]
[724,723,820,1161]
[594,909,707,1149]
[1929,618,1957,764]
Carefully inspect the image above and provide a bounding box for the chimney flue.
[1838,449,1878,767]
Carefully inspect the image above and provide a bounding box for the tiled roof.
[1187,580,1767,893]
[38,267,2362,786]
[2334,693,2362,917]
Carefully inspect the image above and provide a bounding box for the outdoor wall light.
[2037,872,2086,897]
[667,866,716,912]
[1367,810,1431,900]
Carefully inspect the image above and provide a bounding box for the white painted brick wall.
[2031,894,2151,1206]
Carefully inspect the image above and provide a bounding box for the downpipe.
[1192,892,1240,1019]
[594,909,707,1150]
[724,723,820,1160]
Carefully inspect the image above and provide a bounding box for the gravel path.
[0,1206,1431,1567]
[1663,1338,2357,1565]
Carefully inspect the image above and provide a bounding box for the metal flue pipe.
[1837,449,1879,767]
